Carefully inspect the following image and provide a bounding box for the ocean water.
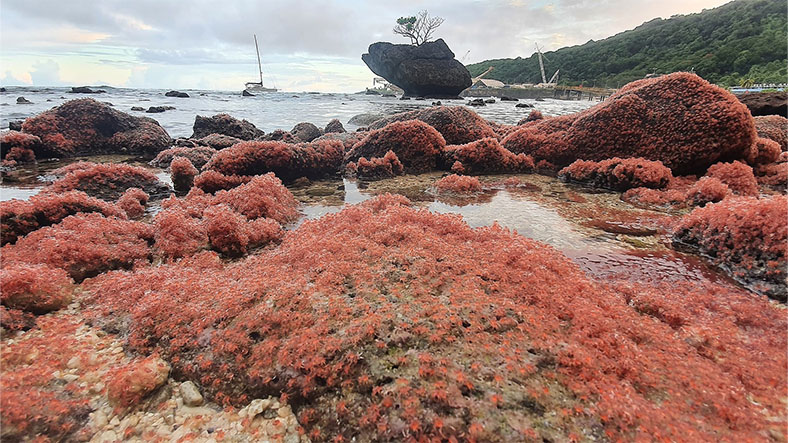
[0,86,597,138]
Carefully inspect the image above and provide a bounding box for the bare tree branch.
[393,10,444,46]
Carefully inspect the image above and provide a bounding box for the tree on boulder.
[393,10,444,46]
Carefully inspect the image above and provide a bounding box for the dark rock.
[361,39,472,98]
[242,90,255,97]
[198,133,243,150]
[415,97,425,101]
[324,119,346,134]
[431,101,442,106]
[0,87,6,93]
[265,129,296,143]
[8,121,22,131]
[20,98,171,158]
[484,98,496,104]
[348,113,385,126]
[515,103,534,108]
[535,98,545,102]
[466,98,485,107]
[500,96,518,101]
[191,114,264,140]
[399,96,411,100]
[382,93,396,98]
[364,89,380,95]
[131,106,145,111]
[16,97,32,104]
[291,122,322,142]
[146,106,175,113]
[165,90,189,98]
[736,92,787,117]
[69,86,105,94]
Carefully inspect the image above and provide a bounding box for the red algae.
[83,194,787,441]
[170,156,198,192]
[21,98,170,157]
[503,73,756,174]
[433,174,483,194]
[754,115,788,151]
[1,213,154,282]
[704,160,759,196]
[204,139,344,182]
[1,190,126,245]
[1,263,74,314]
[0,130,41,159]
[684,177,731,207]
[558,157,672,191]
[443,137,534,174]
[673,195,787,300]
[149,145,217,169]
[106,356,170,409]
[347,150,404,180]
[116,187,149,219]
[4,146,36,164]
[369,106,497,144]
[47,162,171,201]
[346,120,446,172]
[193,170,253,193]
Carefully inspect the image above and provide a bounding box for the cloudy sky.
[1,0,731,92]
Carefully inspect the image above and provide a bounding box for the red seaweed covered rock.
[0,130,41,159]
[673,195,787,300]
[193,170,253,193]
[443,137,534,174]
[47,162,171,201]
[116,187,149,219]
[517,110,544,125]
[1,213,154,281]
[324,118,346,134]
[558,157,673,191]
[21,99,171,158]
[503,73,757,174]
[149,145,217,169]
[704,161,759,196]
[345,120,446,172]
[745,137,781,166]
[170,157,198,192]
[754,115,788,151]
[1,191,126,245]
[84,195,787,441]
[755,160,788,189]
[204,139,344,182]
[347,150,404,180]
[684,177,731,207]
[191,114,264,140]
[433,174,483,194]
[1,263,74,314]
[369,106,497,144]
[3,147,36,165]
[291,122,323,143]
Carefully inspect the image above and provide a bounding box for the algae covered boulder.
[503,73,757,175]
[21,99,171,158]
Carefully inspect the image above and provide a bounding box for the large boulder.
[362,39,471,98]
[369,106,497,145]
[736,91,787,117]
[20,99,171,158]
[502,73,757,175]
[191,114,264,140]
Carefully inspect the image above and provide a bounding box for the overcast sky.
[1,0,731,92]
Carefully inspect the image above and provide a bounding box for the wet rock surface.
[736,91,787,116]
[191,113,264,140]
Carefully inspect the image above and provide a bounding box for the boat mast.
[254,34,263,86]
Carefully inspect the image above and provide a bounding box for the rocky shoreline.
[1,72,786,441]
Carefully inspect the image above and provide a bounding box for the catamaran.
[244,34,277,93]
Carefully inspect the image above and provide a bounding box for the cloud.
[0,0,732,90]
[30,60,62,86]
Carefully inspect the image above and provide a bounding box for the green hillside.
[466,0,787,87]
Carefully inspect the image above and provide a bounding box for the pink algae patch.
[433,174,483,194]
[704,160,759,196]
[193,170,253,193]
[347,150,404,180]
[346,120,446,172]
[754,115,788,151]
[116,187,149,219]
[673,195,787,300]
[0,190,126,245]
[369,106,497,145]
[1,263,74,314]
[170,156,198,192]
[149,145,217,169]
[443,137,533,174]
[82,195,787,441]
[559,157,672,191]
[47,162,169,201]
[1,213,154,282]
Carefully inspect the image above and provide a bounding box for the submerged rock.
[362,39,472,98]
[191,114,264,140]
[21,99,171,158]
[16,97,32,104]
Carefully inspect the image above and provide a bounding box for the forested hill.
[466,0,787,87]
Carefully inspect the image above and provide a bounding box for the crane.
[535,43,547,84]
[547,69,559,85]
[473,66,494,81]
[461,50,471,63]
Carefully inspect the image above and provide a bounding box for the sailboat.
[244,34,277,93]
